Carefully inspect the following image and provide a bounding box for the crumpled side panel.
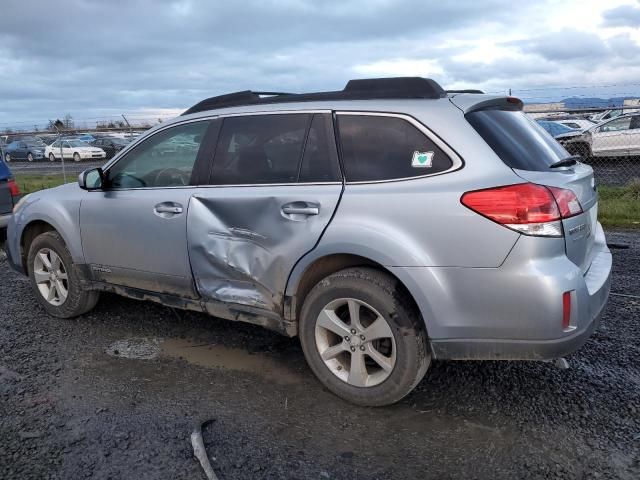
[186,185,342,313]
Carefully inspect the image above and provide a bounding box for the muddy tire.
[27,231,99,318]
[299,267,430,406]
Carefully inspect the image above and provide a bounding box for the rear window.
[466,110,569,171]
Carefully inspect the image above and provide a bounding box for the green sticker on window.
[411,151,434,168]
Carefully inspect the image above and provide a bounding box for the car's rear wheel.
[27,231,99,318]
[4,153,10,162]
[27,152,34,162]
[49,153,56,162]
[299,267,430,406]
[73,152,81,162]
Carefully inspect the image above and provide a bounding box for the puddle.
[106,337,161,360]
[161,339,300,384]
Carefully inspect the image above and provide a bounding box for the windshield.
[466,110,570,171]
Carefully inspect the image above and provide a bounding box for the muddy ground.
[1,230,639,479]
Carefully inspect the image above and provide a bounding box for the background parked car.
[3,139,46,162]
[90,137,129,159]
[45,139,106,162]
[559,113,640,159]
[0,157,20,240]
[536,120,579,138]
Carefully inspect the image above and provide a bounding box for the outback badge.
[411,151,434,168]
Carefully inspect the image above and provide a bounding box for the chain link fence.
[525,105,640,187]
[1,107,640,189]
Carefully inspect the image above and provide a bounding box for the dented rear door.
[187,112,343,313]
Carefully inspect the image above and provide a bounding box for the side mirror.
[78,168,104,190]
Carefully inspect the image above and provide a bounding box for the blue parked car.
[4,139,46,162]
[536,120,579,138]
[0,157,20,240]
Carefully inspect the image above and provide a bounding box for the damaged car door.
[188,112,343,314]
[80,120,211,296]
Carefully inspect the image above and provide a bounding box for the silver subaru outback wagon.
[6,78,612,406]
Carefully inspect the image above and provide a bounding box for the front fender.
[10,184,86,266]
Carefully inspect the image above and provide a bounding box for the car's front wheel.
[73,152,81,162]
[49,153,56,162]
[4,153,10,162]
[27,152,34,162]
[299,267,430,406]
[27,231,99,318]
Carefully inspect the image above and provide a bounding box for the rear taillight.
[461,183,583,237]
[547,186,583,219]
[8,179,20,197]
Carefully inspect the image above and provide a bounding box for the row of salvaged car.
[0,132,140,162]
[535,110,640,159]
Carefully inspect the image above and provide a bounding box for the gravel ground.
[0,230,639,479]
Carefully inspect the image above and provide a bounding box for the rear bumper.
[390,225,612,360]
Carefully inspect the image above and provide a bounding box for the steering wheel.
[154,168,188,186]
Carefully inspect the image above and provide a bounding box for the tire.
[27,152,34,162]
[49,153,56,162]
[27,231,99,318]
[4,153,10,162]
[73,152,81,162]
[299,267,430,406]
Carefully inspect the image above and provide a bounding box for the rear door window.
[466,110,569,171]
[211,114,311,185]
[298,114,341,183]
[337,114,453,182]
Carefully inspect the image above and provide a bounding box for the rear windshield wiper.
[549,155,580,169]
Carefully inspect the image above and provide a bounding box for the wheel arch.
[285,252,427,335]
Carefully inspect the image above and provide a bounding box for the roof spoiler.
[451,96,524,114]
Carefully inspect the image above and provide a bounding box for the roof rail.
[182,77,446,115]
[446,89,485,94]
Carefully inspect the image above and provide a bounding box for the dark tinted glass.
[299,114,341,183]
[467,110,569,171]
[212,114,311,185]
[337,115,453,182]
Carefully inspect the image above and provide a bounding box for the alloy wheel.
[315,298,396,387]
[33,248,69,306]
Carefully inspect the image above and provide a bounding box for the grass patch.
[14,174,69,194]
[11,173,640,228]
[597,179,640,228]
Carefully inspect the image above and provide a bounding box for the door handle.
[154,202,183,216]
[282,206,319,216]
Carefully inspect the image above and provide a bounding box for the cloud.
[601,4,640,27]
[0,0,638,128]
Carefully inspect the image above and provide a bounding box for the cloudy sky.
[1,0,640,129]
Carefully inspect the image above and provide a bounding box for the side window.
[337,115,453,182]
[211,114,311,185]
[107,121,209,189]
[600,117,631,132]
[630,116,640,130]
[298,114,341,183]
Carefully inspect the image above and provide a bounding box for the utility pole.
[121,114,132,138]
[509,88,512,96]
[52,123,67,184]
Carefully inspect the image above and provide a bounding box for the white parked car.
[558,113,640,158]
[45,139,106,162]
